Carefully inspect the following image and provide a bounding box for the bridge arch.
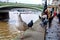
[0,5,42,21]
[0,5,42,11]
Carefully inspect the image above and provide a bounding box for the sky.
[0,0,52,4]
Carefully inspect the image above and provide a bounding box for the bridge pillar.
[0,12,9,21]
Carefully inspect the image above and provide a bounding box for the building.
[52,0,60,6]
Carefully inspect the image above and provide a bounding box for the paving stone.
[46,17,60,40]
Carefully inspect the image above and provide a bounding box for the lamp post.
[43,0,47,13]
[42,0,47,40]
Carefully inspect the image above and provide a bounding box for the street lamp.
[42,0,47,40]
[43,0,47,13]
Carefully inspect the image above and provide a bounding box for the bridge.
[0,2,43,10]
[0,2,43,21]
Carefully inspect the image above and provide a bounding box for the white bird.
[17,13,28,31]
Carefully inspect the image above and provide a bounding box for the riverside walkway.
[46,16,60,40]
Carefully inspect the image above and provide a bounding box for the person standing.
[45,7,54,28]
[57,4,60,24]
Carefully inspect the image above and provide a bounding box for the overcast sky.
[0,0,52,4]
